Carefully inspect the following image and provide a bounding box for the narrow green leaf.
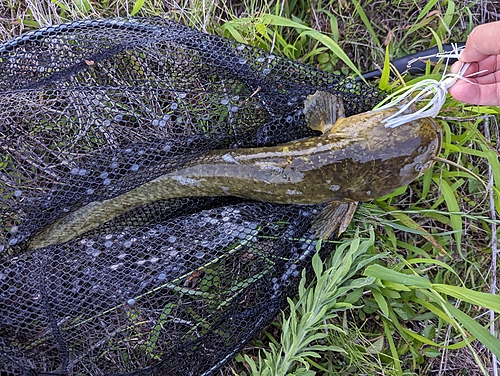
[221,24,247,44]
[400,327,441,347]
[300,30,364,79]
[382,281,412,292]
[130,0,145,14]
[432,177,462,254]
[352,0,380,46]
[415,0,440,23]
[20,19,41,27]
[311,251,322,280]
[406,258,462,282]
[51,0,69,11]
[377,201,451,257]
[371,288,389,317]
[442,0,456,33]
[364,264,432,288]
[382,318,402,373]
[379,44,391,90]
[349,276,376,289]
[261,14,308,29]
[445,302,500,359]
[433,284,500,313]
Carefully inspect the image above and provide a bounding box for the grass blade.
[433,284,500,313]
[432,177,462,255]
[445,302,500,360]
[364,264,432,288]
[130,0,146,16]
[351,0,380,46]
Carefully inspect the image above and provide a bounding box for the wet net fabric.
[0,18,381,375]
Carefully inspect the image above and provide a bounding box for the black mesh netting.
[0,18,382,376]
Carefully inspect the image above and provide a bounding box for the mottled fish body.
[29,91,442,250]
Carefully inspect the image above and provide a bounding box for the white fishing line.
[376,44,486,128]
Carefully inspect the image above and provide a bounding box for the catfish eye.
[414,163,423,172]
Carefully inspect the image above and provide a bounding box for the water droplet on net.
[157,273,167,281]
[104,240,113,248]
[114,114,123,122]
[103,178,111,186]
[170,102,178,110]
[130,164,139,172]
[13,189,22,197]
[102,119,111,127]
[86,188,94,195]
[220,98,230,105]
[127,298,136,306]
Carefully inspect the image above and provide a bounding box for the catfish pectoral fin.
[304,91,345,134]
[311,201,358,239]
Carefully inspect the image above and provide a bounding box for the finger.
[460,21,500,62]
[450,56,500,83]
[465,55,500,77]
[464,70,500,85]
[450,61,479,75]
[449,80,500,106]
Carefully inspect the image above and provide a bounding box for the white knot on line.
[375,44,487,128]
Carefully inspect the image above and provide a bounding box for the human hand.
[448,21,500,106]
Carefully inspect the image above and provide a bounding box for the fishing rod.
[359,42,466,80]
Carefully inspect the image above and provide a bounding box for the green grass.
[1,0,500,375]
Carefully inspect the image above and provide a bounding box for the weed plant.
[1,0,499,375]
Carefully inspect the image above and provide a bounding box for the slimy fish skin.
[29,91,442,250]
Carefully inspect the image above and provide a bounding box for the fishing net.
[0,18,382,375]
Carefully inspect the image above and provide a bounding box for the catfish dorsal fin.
[303,91,346,134]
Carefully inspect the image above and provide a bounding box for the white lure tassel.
[376,44,482,128]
